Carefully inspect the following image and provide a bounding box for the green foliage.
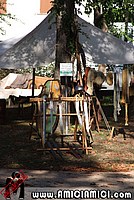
[103,0,133,23]
[52,0,133,42]
[35,63,55,77]
[0,63,55,80]
[0,0,16,35]
[85,0,134,42]
[17,63,55,77]
[109,24,134,43]
[103,0,133,41]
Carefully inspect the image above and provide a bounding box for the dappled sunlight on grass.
[0,106,133,172]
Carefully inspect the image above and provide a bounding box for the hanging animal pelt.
[98,64,107,74]
[106,71,113,86]
[121,68,129,104]
[96,64,106,85]
[83,67,96,95]
[94,71,105,85]
[84,67,105,95]
[87,68,97,81]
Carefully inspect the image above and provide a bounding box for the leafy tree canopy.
[52,0,134,41]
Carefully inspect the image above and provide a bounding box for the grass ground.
[0,104,133,172]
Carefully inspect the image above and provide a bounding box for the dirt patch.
[0,105,133,172]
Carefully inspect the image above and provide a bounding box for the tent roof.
[78,17,134,65]
[0,13,134,69]
[0,14,56,69]
[0,37,23,56]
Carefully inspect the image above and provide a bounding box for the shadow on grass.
[5,105,33,123]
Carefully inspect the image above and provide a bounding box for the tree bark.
[54,14,70,80]
[54,0,76,80]
[94,4,108,32]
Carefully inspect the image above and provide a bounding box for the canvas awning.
[0,13,134,69]
[78,17,134,65]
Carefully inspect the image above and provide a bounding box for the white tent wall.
[0,13,134,69]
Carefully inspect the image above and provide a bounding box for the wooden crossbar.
[30,96,84,103]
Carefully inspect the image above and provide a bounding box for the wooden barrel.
[0,99,6,124]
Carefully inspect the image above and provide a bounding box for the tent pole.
[114,72,117,122]
[65,76,68,135]
[32,67,35,97]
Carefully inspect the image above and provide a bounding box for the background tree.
[52,0,77,80]
[85,0,134,39]
[52,0,133,80]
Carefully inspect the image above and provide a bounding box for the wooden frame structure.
[29,78,111,157]
[30,95,93,155]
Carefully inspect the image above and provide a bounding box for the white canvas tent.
[0,13,134,69]
[0,37,23,56]
[78,18,134,65]
[0,13,56,69]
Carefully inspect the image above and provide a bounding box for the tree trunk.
[54,0,76,80]
[94,5,108,32]
[54,14,70,80]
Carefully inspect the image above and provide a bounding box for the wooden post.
[125,103,128,126]
[114,72,118,122]
[82,119,88,155]
[109,126,115,140]
[32,67,35,97]
[42,95,46,148]
[92,99,100,132]
[74,118,78,141]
